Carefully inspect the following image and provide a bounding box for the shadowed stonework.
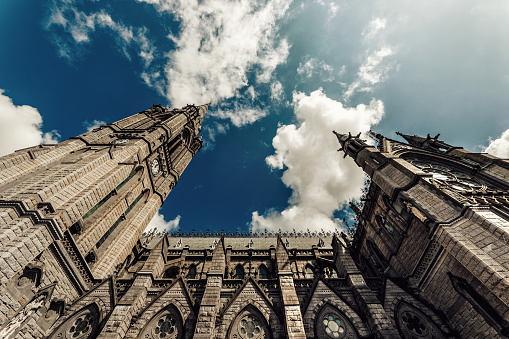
[0,106,508,338]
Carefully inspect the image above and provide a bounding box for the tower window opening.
[95,191,144,249]
[83,169,138,221]
[187,265,196,279]
[234,265,244,279]
[258,265,268,279]
[304,265,314,279]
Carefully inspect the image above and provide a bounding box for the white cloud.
[343,46,394,100]
[144,210,181,233]
[210,104,268,128]
[485,129,509,158]
[315,0,339,18]
[47,0,290,128]
[201,121,230,150]
[139,0,291,119]
[46,3,156,71]
[270,80,284,102]
[365,17,387,39]
[251,89,384,232]
[83,120,106,132]
[297,58,336,82]
[0,90,60,157]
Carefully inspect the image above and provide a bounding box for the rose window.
[401,311,429,337]
[238,315,262,338]
[322,314,345,338]
[68,313,94,338]
[154,314,177,338]
[409,162,487,192]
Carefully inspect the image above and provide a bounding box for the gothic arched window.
[449,274,509,336]
[234,265,245,279]
[258,265,268,279]
[227,305,271,339]
[187,264,196,279]
[139,305,183,339]
[315,303,358,338]
[395,301,445,339]
[50,304,100,339]
[366,240,390,276]
[304,265,314,279]
[375,215,401,243]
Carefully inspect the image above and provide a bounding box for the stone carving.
[315,304,358,339]
[49,304,100,339]
[139,306,183,339]
[228,306,271,339]
[395,302,445,339]
[0,295,45,338]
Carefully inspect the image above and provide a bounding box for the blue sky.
[1,0,509,234]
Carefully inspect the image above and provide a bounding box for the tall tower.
[334,130,509,338]
[0,104,207,337]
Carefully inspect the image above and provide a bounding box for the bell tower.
[0,104,208,336]
[334,130,509,338]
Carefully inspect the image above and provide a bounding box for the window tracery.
[228,306,271,339]
[375,215,401,243]
[50,304,100,339]
[315,304,358,339]
[395,302,445,339]
[139,305,183,339]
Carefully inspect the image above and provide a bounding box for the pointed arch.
[49,303,101,339]
[227,304,272,339]
[315,303,359,338]
[304,264,314,279]
[234,264,245,279]
[186,264,197,279]
[258,264,268,279]
[139,304,184,339]
[395,301,446,339]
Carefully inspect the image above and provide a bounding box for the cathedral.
[0,104,508,339]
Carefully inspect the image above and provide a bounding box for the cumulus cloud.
[251,89,384,232]
[0,90,60,157]
[144,210,181,233]
[485,129,509,158]
[139,0,291,114]
[83,119,106,132]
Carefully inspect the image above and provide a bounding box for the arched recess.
[258,264,268,279]
[304,264,315,279]
[227,305,272,339]
[315,303,359,339]
[395,301,446,339]
[234,264,245,279]
[186,264,197,279]
[139,304,183,339]
[49,303,101,339]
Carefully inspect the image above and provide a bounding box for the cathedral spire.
[395,131,455,152]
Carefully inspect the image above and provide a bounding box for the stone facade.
[1,102,507,339]
[0,104,208,338]
[335,130,509,338]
